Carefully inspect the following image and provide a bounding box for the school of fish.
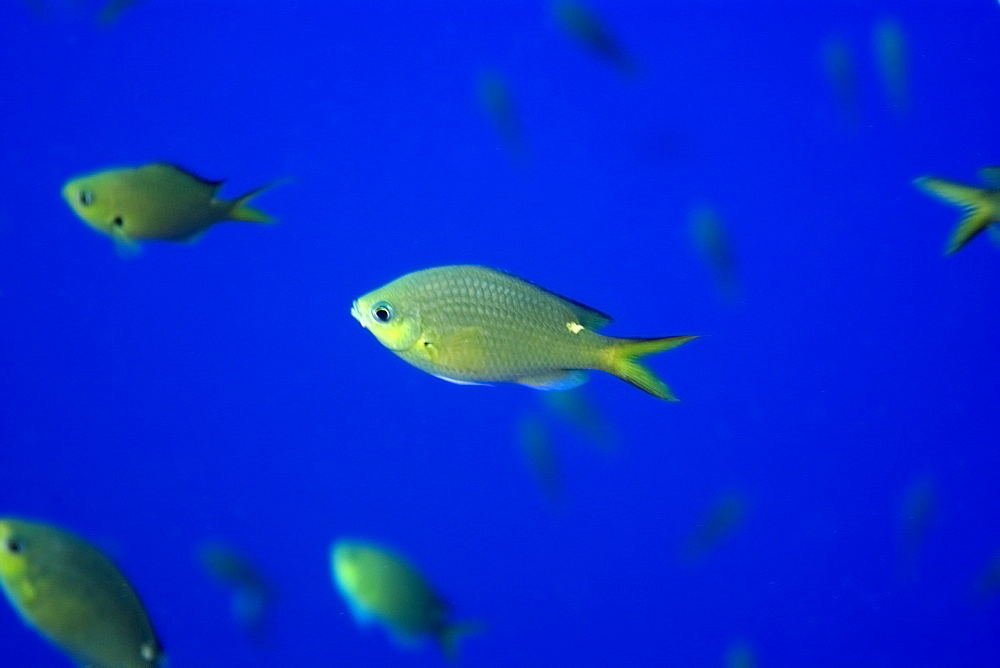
[3,1,997,666]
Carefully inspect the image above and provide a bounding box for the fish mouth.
[350,301,365,327]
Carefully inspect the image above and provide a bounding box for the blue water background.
[1,1,998,665]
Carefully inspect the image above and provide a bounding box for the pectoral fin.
[419,327,485,370]
[111,230,142,258]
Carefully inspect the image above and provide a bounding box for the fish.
[540,387,617,452]
[351,265,696,399]
[690,204,739,301]
[0,517,164,668]
[899,476,936,556]
[872,18,909,114]
[478,70,524,156]
[681,492,748,562]
[331,539,478,658]
[517,414,563,502]
[99,0,141,26]
[821,35,860,127]
[726,639,758,668]
[552,1,636,74]
[62,163,280,250]
[913,168,1000,253]
[974,549,1000,599]
[198,542,273,637]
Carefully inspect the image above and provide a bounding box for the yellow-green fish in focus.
[914,168,1000,253]
[331,539,478,659]
[352,265,695,399]
[62,163,279,249]
[0,517,164,667]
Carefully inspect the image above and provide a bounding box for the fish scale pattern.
[391,266,609,383]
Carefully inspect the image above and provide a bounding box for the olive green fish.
[62,163,279,249]
[352,265,695,399]
[331,539,478,659]
[914,168,1000,254]
[0,517,164,667]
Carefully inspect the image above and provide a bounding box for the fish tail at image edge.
[913,176,994,254]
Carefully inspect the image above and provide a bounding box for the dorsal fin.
[152,163,226,190]
[486,266,614,330]
[548,289,614,330]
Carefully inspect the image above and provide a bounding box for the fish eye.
[78,190,94,206]
[372,302,394,323]
[112,216,124,227]
[4,537,21,554]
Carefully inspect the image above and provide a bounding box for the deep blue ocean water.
[2,1,999,666]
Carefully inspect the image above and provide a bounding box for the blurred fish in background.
[821,34,861,127]
[199,541,274,639]
[689,204,740,303]
[62,163,282,254]
[517,414,564,503]
[99,0,140,26]
[0,517,164,667]
[552,0,637,75]
[22,0,141,24]
[872,17,910,115]
[974,549,1000,600]
[331,539,481,659]
[894,474,937,584]
[680,491,748,563]
[478,69,527,160]
[540,386,618,453]
[726,639,758,668]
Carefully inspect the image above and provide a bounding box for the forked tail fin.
[228,178,290,223]
[605,335,697,400]
[914,176,995,254]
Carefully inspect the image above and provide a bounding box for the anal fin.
[517,370,588,391]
